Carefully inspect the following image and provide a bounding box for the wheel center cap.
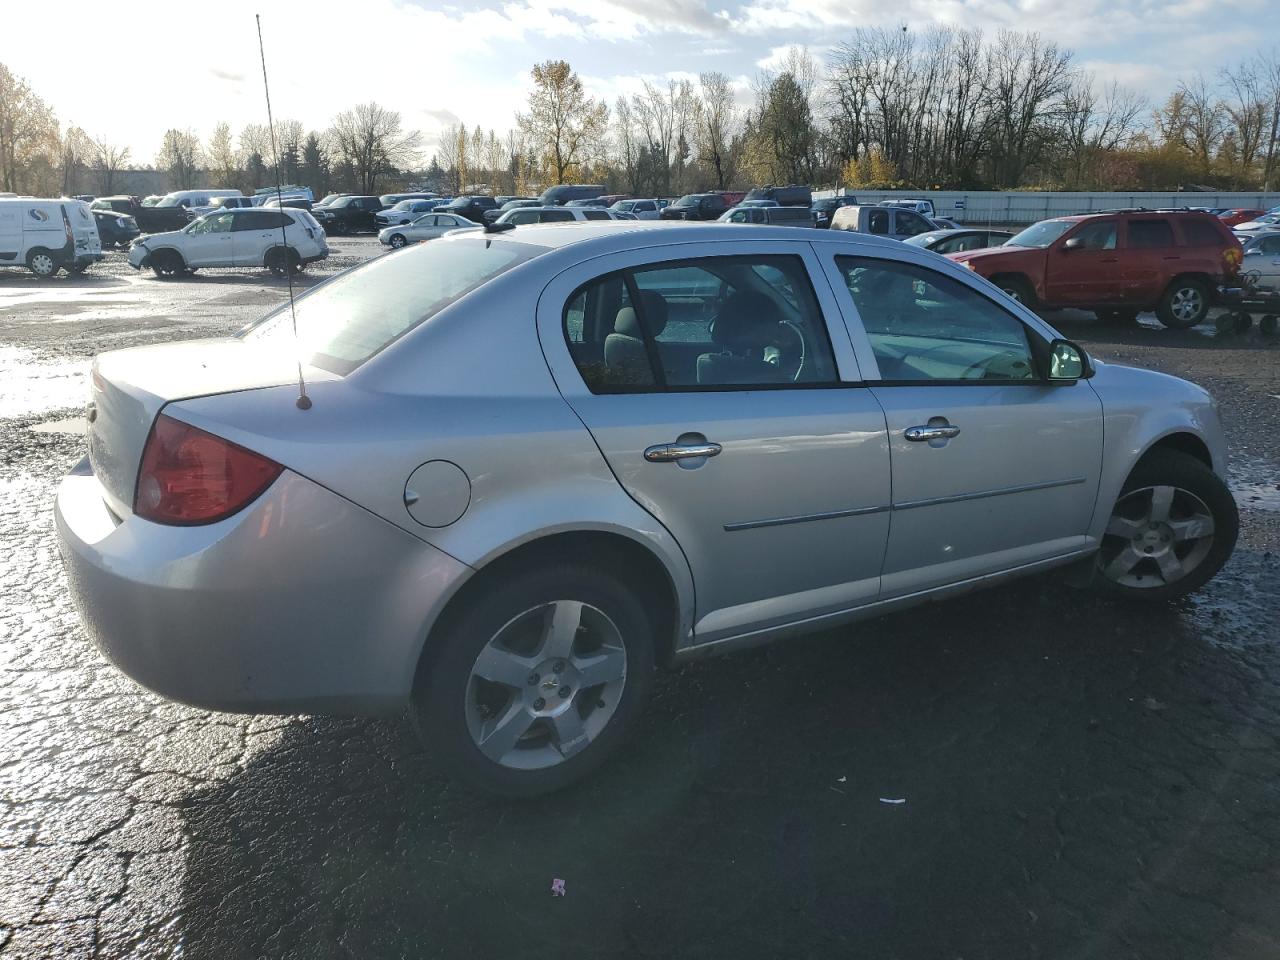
[526,659,579,714]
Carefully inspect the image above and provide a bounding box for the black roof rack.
[1087,207,1216,215]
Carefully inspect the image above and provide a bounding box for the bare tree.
[435,121,463,193]
[156,128,202,189]
[1220,62,1268,184]
[328,102,421,194]
[987,31,1074,186]
[484,130,507,194]
[694,72,739,190]
[0,63,59,193]
[517,60,609,185]
[88,133,130,194]
[1057,76,1145,187]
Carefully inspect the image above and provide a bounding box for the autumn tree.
[0,63,59,193]
[329,102,421,194]
[87,133,130,194]
[156,128,202,190]
[206,122,238,187]
[517,60,608,185]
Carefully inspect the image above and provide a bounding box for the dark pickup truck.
[90,196,191,234]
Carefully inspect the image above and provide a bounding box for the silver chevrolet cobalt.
[56,223,1238,795]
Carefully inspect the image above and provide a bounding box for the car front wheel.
[151,250,185,279]
[413,561,655,796]
[1094,450,1238,601]
[389,233,407,249]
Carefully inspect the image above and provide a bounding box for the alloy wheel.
[1098,484,1215,588]
[464,600,627,770]
[1170,286,1204,324]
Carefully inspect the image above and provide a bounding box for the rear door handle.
[644,441,722,462]
[905,424,961,442]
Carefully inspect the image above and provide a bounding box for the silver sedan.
[57,223,1239,796]
[378,211,480,248]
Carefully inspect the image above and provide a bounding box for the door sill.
[671,547,1097,664]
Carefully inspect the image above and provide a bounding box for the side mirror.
[1048,338,1093,381]
[1063,237,1083,251]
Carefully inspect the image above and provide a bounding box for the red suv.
[948,210,1242,329]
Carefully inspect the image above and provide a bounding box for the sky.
[1,0,1275,164]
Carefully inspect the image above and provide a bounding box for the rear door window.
[563,255,839,392]
[1127,219,1175,248]
[583,210,611,221]
[541,210,574,223]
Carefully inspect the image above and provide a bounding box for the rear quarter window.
[1178,218,1227,247]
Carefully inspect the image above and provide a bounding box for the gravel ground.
[1,243,1279,959]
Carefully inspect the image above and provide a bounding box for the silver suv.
[57,224,1238,796]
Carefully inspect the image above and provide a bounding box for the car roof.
[445,220,904,254]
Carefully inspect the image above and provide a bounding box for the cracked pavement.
[1,241,1279,959]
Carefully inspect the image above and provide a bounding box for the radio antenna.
[256,13,311,410]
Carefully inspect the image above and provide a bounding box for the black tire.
[150,249,185,279]
[1156,278,1210,329]
[412,561,656,797]
[1261,314,1278,336]
[389,233,407,249]
[27,249,59,278]
[68,263,88,275]
[995,275,1035,307]
[1092,450,1238,602]
[266,247,301,278]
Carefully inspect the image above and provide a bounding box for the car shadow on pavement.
[0,274,131,290]
[175,555,1280,959]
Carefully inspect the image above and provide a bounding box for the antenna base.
[296,395,313,410]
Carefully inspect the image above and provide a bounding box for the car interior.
[837,256,1039,381]
[564,256,837,390]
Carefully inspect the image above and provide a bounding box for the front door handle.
[644,441,722,462]
[904,424,961,442]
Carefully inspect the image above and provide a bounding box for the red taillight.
[134,414,282,525]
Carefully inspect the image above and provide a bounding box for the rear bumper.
[55,458,472,715]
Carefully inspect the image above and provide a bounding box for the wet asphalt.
[1,240,1279,959]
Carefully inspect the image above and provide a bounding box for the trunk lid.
[87,338,336,517]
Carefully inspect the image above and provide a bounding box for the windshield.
[1006,220,1074,248]
[155,195,183,208]
[241,238,541,374]
[672,195,700,207]
[391,201,413,210]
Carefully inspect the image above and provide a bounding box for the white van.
[154,189,243,216]
[0,197,103,277]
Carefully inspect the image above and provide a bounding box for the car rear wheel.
[1157,279,1210,329]
[151,250,185,279]
[1093,450,1238,601]
[266,247,301,277]
[412,562,655,796]
[389,233,407,249]
[27,250,59,278]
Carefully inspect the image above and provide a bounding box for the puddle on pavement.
[28,418,86,436]
[1232,481,1280,512]
[0,347,88,419]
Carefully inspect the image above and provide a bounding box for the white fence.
[812,189,1280,225]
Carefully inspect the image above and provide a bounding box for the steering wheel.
[957,350,1030,380]
[774,319,807,382]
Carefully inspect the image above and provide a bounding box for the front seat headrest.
[613,290,669,338]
